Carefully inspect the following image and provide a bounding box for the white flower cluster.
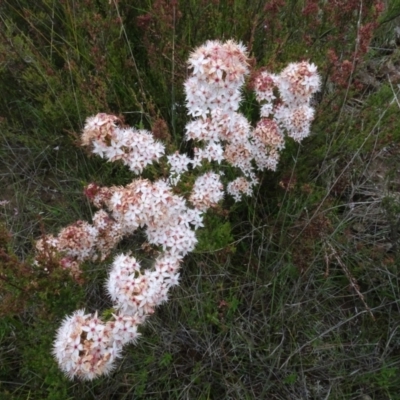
[250,118,285,172]
[46,175,207,378]
[53,252,181,380]
[185,39,248,117]
[39,40,320,380]
[184,40,256,201]
[53,309,138,380]
[189,172,224,211]
[82,113,165,174]
[106,253,181,316]
[36,214,122,281]
[253,62,320,142]
[182,40,320,201]
[37,177,204,274]
[106,179,202,256]
[226,177,258,202]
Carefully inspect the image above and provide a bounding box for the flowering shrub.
[36,39,320,379]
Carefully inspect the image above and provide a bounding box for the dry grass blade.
[325,241,375,321]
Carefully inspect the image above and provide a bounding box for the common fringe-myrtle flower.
[36,39,320,380]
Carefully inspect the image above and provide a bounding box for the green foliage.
[195,214,234,253]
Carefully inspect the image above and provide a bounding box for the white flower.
[167,151,192,177]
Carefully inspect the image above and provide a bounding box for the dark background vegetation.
[1,0,400,398]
